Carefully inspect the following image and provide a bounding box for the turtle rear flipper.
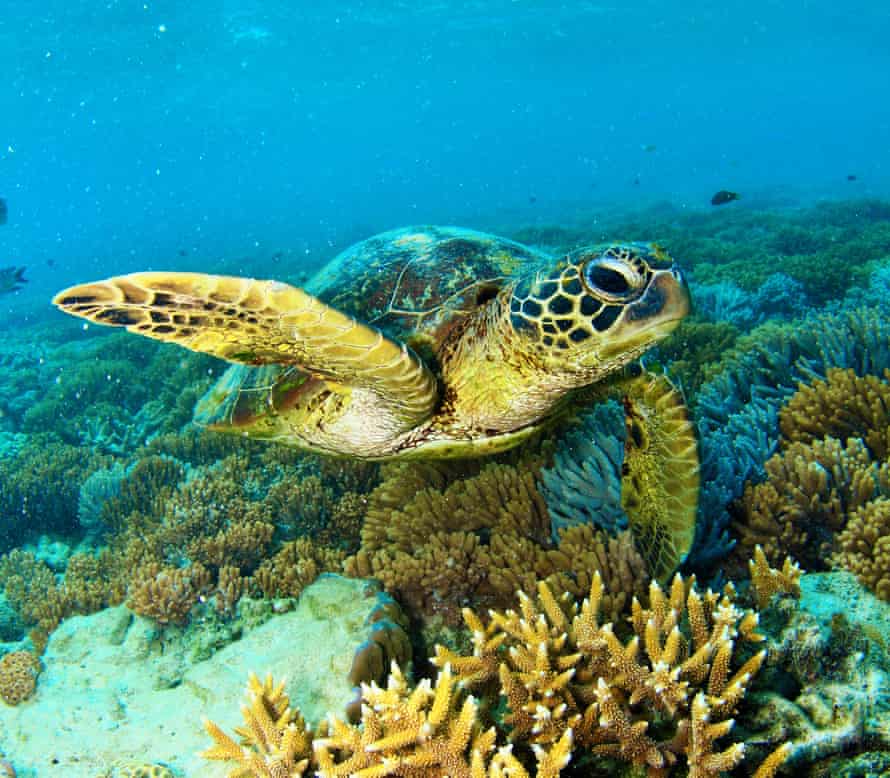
[54,272,438,432]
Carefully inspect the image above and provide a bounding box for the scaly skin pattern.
[53,229,688,459]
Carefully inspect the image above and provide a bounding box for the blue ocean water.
[2,0,890,316]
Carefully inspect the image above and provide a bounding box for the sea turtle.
[54,226,699,575]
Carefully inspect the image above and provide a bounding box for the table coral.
[0,650,40,705]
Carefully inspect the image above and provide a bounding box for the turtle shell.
[306,226,548,343]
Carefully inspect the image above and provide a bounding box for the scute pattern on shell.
[306,226,548,341]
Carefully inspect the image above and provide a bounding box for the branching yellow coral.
[433,571,783,776]
[748,545,803,608]
[202,672,313,777]
[205,666,572,778]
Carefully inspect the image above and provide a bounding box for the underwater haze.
[1,0,890,302]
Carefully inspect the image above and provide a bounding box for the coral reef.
[778,367,890,458]
[127,562,212,625]
[0,435,106,551]
[833,498,890,600]
[736,366,890,600]
[692,307,890,573]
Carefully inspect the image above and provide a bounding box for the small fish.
[641,144,657,152]
[178,248,188,257]
[47,258,55,267]
[847,174,857,181]
[528,195,537,204]
[711,190,740,206]
[0,198,6,225]
[0,266,26,294]
[633,176,641,186]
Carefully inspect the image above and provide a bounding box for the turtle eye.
[583,258,644,302]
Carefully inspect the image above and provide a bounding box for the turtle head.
[508,242,689,378]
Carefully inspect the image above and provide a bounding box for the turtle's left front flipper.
[617,373,699,581]
[53,272,438,432]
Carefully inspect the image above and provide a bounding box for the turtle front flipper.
[54,272,438,435]
[617,373,699,581]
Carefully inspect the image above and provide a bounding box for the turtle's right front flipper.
[53,272,438,435]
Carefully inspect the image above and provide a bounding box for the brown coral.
[344,455,645,624]
[126,562,211,625]
[780,367,890,459]
[737,436,889,568]
[0,650,41,705]
[833,497,890,600]
[253,538,345,600]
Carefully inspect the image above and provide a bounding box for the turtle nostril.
[586,262,634,298]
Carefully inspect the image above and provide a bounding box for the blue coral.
[540,401,627,542]
[688,307,890,572]
[691,272,808,329]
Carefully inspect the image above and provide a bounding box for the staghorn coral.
[748,545,803,609]
[0,650,40,705]
[779,367,890,459]
[203,672,314,777]
[205,665,572,778]
[126,562,212,625]
[431,571,788,776]
[833,497,890,600]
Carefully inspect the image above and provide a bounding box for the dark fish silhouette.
[711,190,740,206]
[0,198,7,225]
[847,174,857,181]
[0,266,26,294]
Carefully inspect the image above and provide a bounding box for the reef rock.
[0,574,409,777]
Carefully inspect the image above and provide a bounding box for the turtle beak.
[626,266,688,329]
